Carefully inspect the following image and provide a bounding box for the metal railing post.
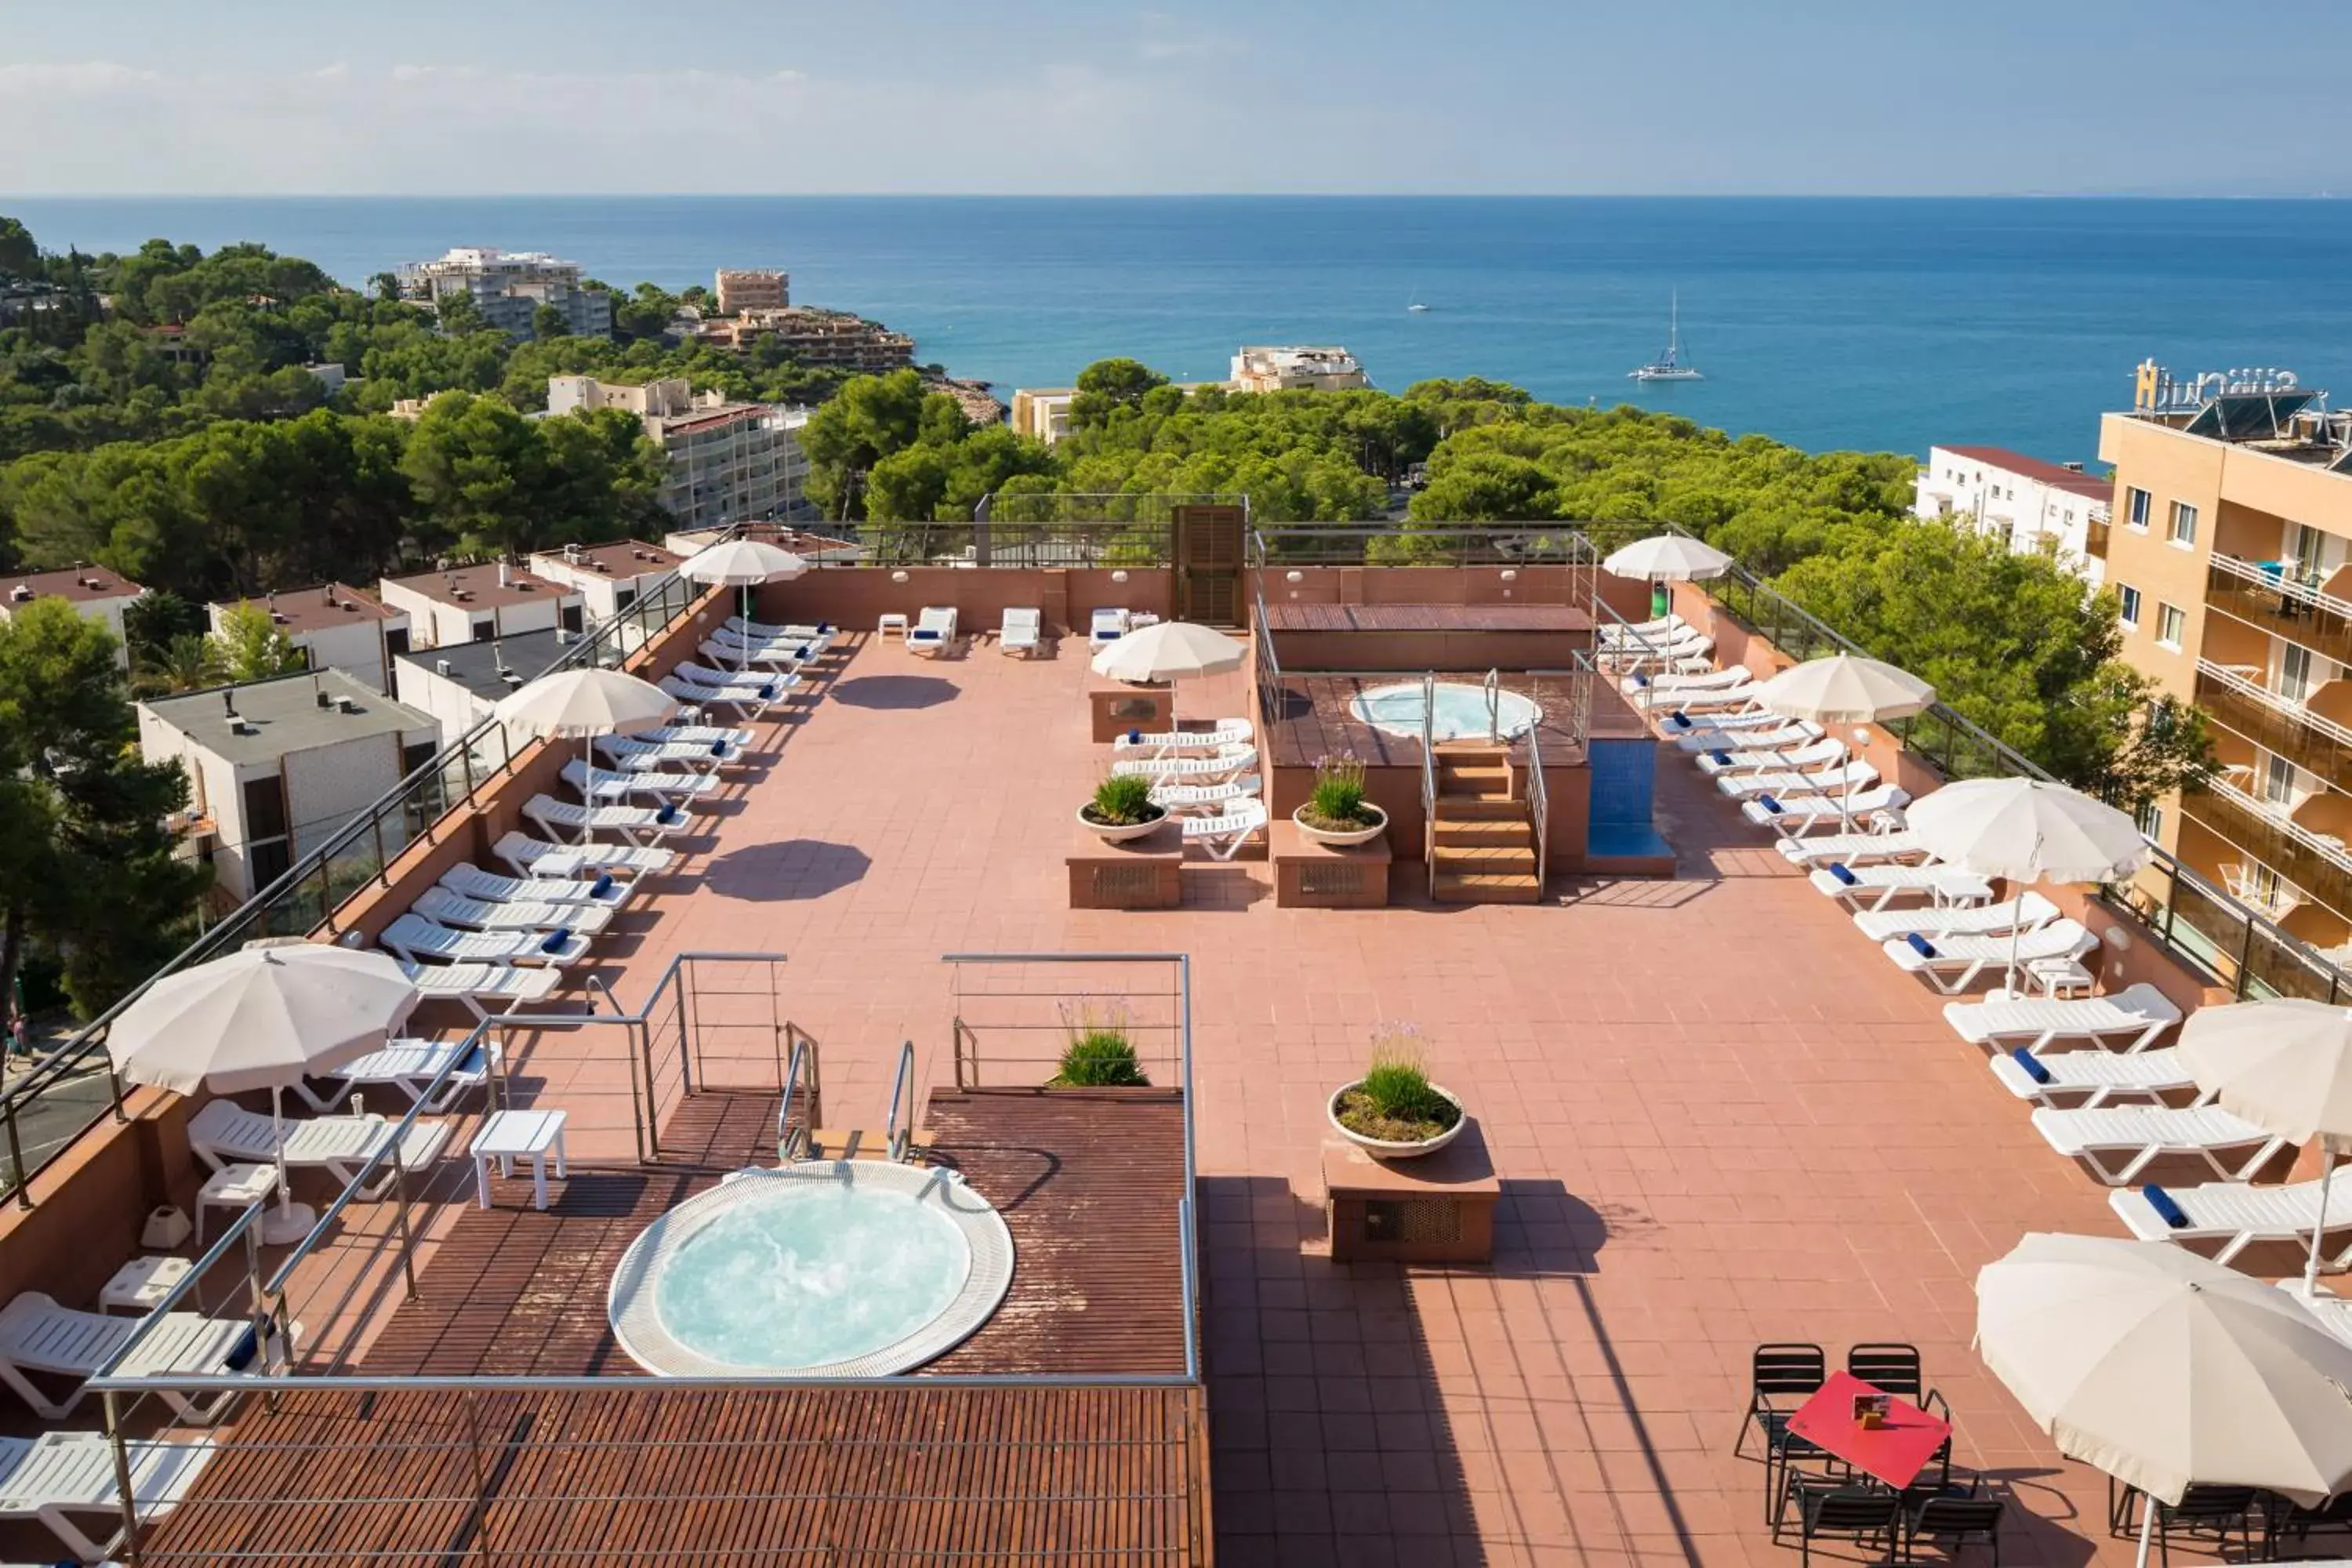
[390,1138,419,1301]
[372,809,390,887]
[3,1098,26,1208]
[103,1388,140,1563]
[465,1388,496,1566]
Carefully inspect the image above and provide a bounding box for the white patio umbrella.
[1905,776,2150,991]
[1602,533,1733,619]
[2179,999,2352,1296]
[1091,622,1247,721]
[108,945,420,1244]
[679,538,808,658]
[1754,653,1936,829]
[492,668,679,845]
[1978,1232,2352,1564]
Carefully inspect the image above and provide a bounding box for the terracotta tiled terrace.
[143,625,2249,1566]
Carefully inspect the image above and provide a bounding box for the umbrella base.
[260,1200,318,1246]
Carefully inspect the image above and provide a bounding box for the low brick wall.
[756,568,1173,641]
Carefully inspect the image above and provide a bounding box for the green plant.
[1088,771,1158,826]
[1050,1004,1150,1087]
[1334,1022,1459,1142]
[1305,753,1374,829]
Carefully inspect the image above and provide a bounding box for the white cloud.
[0,60,162,94]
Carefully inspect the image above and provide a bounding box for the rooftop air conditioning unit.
[435,659,452,676]
[336,696,360,714]
[9,586,31,603]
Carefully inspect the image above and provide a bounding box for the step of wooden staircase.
[808,1127,937,1162]
[1428,742,1542,904]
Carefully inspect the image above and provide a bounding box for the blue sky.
[3,0,2343,196]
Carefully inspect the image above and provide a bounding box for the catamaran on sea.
[1630,290,1702,381]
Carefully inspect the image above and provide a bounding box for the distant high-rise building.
[548,376,811,528]
[396,247,613,341]
[714,268,789,314]
[694,307,916,375]
[1229,345,1367,394]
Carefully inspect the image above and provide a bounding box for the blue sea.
[6,195,2349,459]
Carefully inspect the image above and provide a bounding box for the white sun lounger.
[1620,664,1748,694]
[0,1430,216,1563]
[906,606,957,655]
[293,1036,499,1113]
[676,661,800,700]
[2109,1178,2352,1268]
[394,958,564,1019]
[659,673,781,720]
[1597,612,1688,645]
[1940,983,2183,1054]
[1806,863,1991,912]
[1989,1044,2196,1108]
[0,1293,263,1423]
[0,1431,216,1564]
[1742,785,1908,837]
[445,861,632,913]
[1088,608,1131,649]
[726,615,838,646]
[413,886,613,938]
[494,831,674,883]
[1112,719,1255,756]
[1695,736,1846,778]
[1853,890,2060,943]
[713,619,834,655]
[594,735,744,774]
[1001,608,1043,656]
[383,913,589,969]
[1185,799,1269,861]
[187,1099,453,1195]
[1598,633,1715,674]
[1658,706,1797,741]
[1715,759,1877,802]
[1150,777,1262,813]
[1632,683,1759,714]
[1773,829,1926,867]
[636,724,755,752]
[560,759,720,805]
[700,636,811,673]
[523,794,690,849]
[1675,718,1824,753]
[1110,745,1259,784]
[2031,1105,2289,1185]
[1880,918,2096,993]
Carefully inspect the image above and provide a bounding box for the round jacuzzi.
[1349,681,1542,742]
[608,1161,1014,1377]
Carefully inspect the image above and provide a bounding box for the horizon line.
[3,190,2342,202]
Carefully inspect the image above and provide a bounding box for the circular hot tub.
[1349,681,1542,742]
[608,1161,1014,1377]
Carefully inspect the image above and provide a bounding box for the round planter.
[1327,1080,1466,1160]
[1292,804,1389,848]
[1076,803,1168,844]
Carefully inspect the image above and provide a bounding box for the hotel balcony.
[2194,658,2352,793]
[2084,514,2110,559]
[2205,552,2352,666]
[2181,772,2352,924]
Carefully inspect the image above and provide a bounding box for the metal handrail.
[2199,774,2352,877]
[1524,702,1550,887]
[1483,666,1501,743]
[2198,657,2352,754]
[1419,670,1438,869]
[775,1031,817,1163]
[2210,550,2351,619]
[884,1039,916,1164]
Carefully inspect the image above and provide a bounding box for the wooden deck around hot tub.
[1262,601,1594,673]
[1261,603,1592,633]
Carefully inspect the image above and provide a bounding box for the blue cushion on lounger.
[757,683,777,699]
[1757,794,1783,815]
[1711,750,1733,766]
[1666,710,1692,729]
[1905,932,1938,958]
[1632,673,1650,689]
[1828,862,1857,886]
[710,739,729,757]
[2009,1046,2053,1085]
[1101,629,1120,641]
[817,621,832,633]
[539,927,573,955]
[225,1323,260,1372]
[456,1042,487,1076]
[796,645,811,660]
[656,803,681,826]
[1127,728,1141,744]
[2142,1183,2191,1229]
[590,872,615,899]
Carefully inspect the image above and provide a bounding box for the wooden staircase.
[1428,742,1541,904]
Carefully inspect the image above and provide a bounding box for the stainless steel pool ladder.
[775,1032,818,1163]
[1483,667,1501,742]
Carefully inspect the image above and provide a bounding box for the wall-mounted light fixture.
[890,569,909,584]
[1284,568,1304,601]
[1499,569,1519,582]
[1111,569,1129,584]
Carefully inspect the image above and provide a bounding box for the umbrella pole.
[2135,1496,2155,1568]
[270,1085,296,1218]
[581,735,594,849]
[2307,1146,2339,1297]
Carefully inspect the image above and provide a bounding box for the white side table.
[877,612,910,643]
[101,1254,194,1316]
[196,1163,276,1246]
[470,1109,570,1211]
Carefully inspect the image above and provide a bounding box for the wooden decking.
[1261,602,1592,633]
[135,1088,1205,1564]
[1265,673,1592,769]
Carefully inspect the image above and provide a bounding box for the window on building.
[2168,500,2198,546]
[2281,644,2314,702]
[241,772,292,891]
[470,616,495,643]
[2264,753,2296,806]
[2155,603,2187,649]
[2127,487,2152,529]
[383,625,410,658]
[249,837,292,891]
[2133,800,2162,840]
[561,602,587,633]
[2117,585,2142,628]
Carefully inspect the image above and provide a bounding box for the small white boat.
[1406,290,1431,313]
[1630,290,1702,382]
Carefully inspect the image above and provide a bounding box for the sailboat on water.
[1406,289,1431,313]
[1630,291,1702,381]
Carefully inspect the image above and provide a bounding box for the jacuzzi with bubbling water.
[608,1160,1014,1377]
[1348,681,1542,744]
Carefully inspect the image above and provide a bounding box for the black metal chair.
[1736,1342,1826,1460]
[1782,1481,1902,1567]
[2150,1485,2260,1566]
[2266,1488,2352,1559]
[1906,1492,2004,1564]
[1848,1341,1925,1402]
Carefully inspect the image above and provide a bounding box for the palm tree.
[132,634,225,698]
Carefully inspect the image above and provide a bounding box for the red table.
[1784,1371,1952,1490]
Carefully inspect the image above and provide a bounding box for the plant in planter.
[1293,753,1388,846]
[1078,771,1168,842]
[1328,1022,1464,1157]
[1049,1003,1151,1087]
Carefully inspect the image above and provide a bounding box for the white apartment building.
[549,376,809,528]
[378,563,586,650]
[1229,346,1368,394]
[397,247,613,340]
[391,628,574,746]
[138,670,440,902]
[714,268,789,314]
[1913,445,2114,583]
[1011,389,1077,445]
[209,584,411,695]
[0,564,146,668]
[526,539,690,622]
